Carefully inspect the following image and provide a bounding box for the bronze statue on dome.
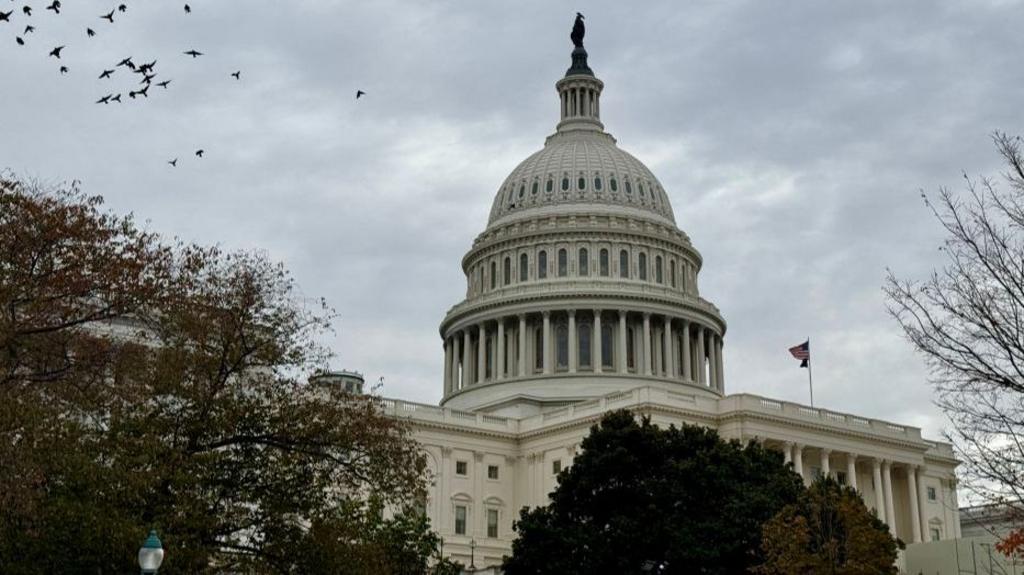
[571,12,585,48]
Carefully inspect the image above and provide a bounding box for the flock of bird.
[2,1,367,168]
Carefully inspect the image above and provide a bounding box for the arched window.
[578,248,589,276]
[530,182,537,195]
[639,183,645,197]
[538,251,548,279]
[558,249,568,277]
[556,324,569,369]
[485,335,493,378]
[599,249,609,276]
[579,323,592,368]
[519,253,528,282]
[595,177,602,190]
[503,256,511,286]
[534,326,544,371]
[518,184,525,198]
[545,178,552,193]
[577,177,586,190]
[670,260,677,288]
[619,250,629,278]
[490,261,497,289]
[477,266,483,293]
[625,181,632,194]
[627,327,636,370]
[610,177,618,192]
[561,177,570,191]
[638,253,648,281]
[655,256,663,284]
[601,321,614,368]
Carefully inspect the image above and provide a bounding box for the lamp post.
[469,538,476,571]
[138,529,164,574]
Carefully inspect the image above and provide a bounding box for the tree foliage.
[755,478,901,575]
[884,133,1024,553]
[0,174,454,574]
[501,410,805,575]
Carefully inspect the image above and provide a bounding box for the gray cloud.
[3,0,1023,439]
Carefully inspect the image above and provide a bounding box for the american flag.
[789,340,810,368]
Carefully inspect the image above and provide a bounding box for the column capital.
[518,312,527,321]
[847,452,858,462]
[821,447,832,455]
[567,308,576,317]
[619,309,628,317]
[474,451,485,462]
[542,310,551,318]
[793,442,804,449]
[642,311,651,319]
[441,446,453,456]
[593,308,602,316]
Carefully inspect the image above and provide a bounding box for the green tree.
[755,477,901,575]
[0,174,453,574]
[501,410,805,575]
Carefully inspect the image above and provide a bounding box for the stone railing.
[380,398,518,433]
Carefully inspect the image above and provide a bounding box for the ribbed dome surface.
[486,131,676,227]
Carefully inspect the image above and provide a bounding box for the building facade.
[381,35,961,570]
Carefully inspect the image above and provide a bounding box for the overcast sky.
[3,0,1023,440]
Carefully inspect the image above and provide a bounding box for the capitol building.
[379,31,962,570]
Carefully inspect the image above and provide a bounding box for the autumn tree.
[884,133,1024,556]
[755,478,901,575]
[0,173,457,574]
[501,410,805,575]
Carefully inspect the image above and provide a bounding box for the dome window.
[490,261,497,290]
[519,253,528,281]
[638,183,645,197]
[557,249,568,277]
[595,177,602,191]
[519,184,525,198]
[638,253,647,281]
[655,256,663,284]
[545,178,552,193]
[537,250,548,279]
[531,182,538,195]
[504,256,511,286]
[599,249,609,276]
[556,324,569,370]
[670,260,677,288]
[619,250,629,278]
[577,177,586,190]
[625,181,632,194]
[610,178,618,192]
[578,248,589,276]
[561,177,570,191]
[578,323,592,368]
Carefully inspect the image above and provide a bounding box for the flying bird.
[230,70,240,80]
[15,36,24,45]
[183,4,190,13]
[117,56,133,68]
[194,149,203,158]
[22,6,31,16]
[140,72,155,84]
[137,59,156,72]
[0,10,12,22]
[86,28,95,37]
[24,25,34,33]
[101,10,114,23]
[118,4,127,12]
[110,93,121,103]
[59,65,68,74]
[355,90,366,99]
[99,69,114,79]
[168,158,177,167]
[49,45,64,58]
[183,49,202,58]
[45,1,60,14]
[156,80,171,88]
[96,94,112,104]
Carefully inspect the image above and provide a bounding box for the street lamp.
[138,529,164,574]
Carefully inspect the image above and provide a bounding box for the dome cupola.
[438,17,726,417]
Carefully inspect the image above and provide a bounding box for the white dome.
[487,131,677,228]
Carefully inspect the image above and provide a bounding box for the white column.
[846,454,858,491]
[908,466,922,543]
[618,310,628,374]
[916,467,929,541]
[496,319,505,381]
[642,313,652,376]
[872,459,885,521]
[451,334,461,391]
[477,322,487,384]
[542,312,552,374]
[715,336,724,391]
[696,325,706,385]
[593,310,603,374]
[518,314,527,376]
[462,330,472,387]
[568,310,577,373]
[443,337,452,394]
[440,447,451,531]
[882,460,896,536]
[783,442,792,465]
[820,448,831,477]
[664,317,674,378]
[793,443,804,479]
[681,320,691,381]
[708,333,718,389]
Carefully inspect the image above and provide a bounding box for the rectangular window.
[455,505,467,535]
[487,509,499,538]
[927,486,937,501]
[456,460,468,476]
[930,527,941,541]
[488,465,499,480]
[552,459,562,475]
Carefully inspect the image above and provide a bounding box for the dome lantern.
[556,15,604,134]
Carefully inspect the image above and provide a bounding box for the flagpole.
[807,336,814,407]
